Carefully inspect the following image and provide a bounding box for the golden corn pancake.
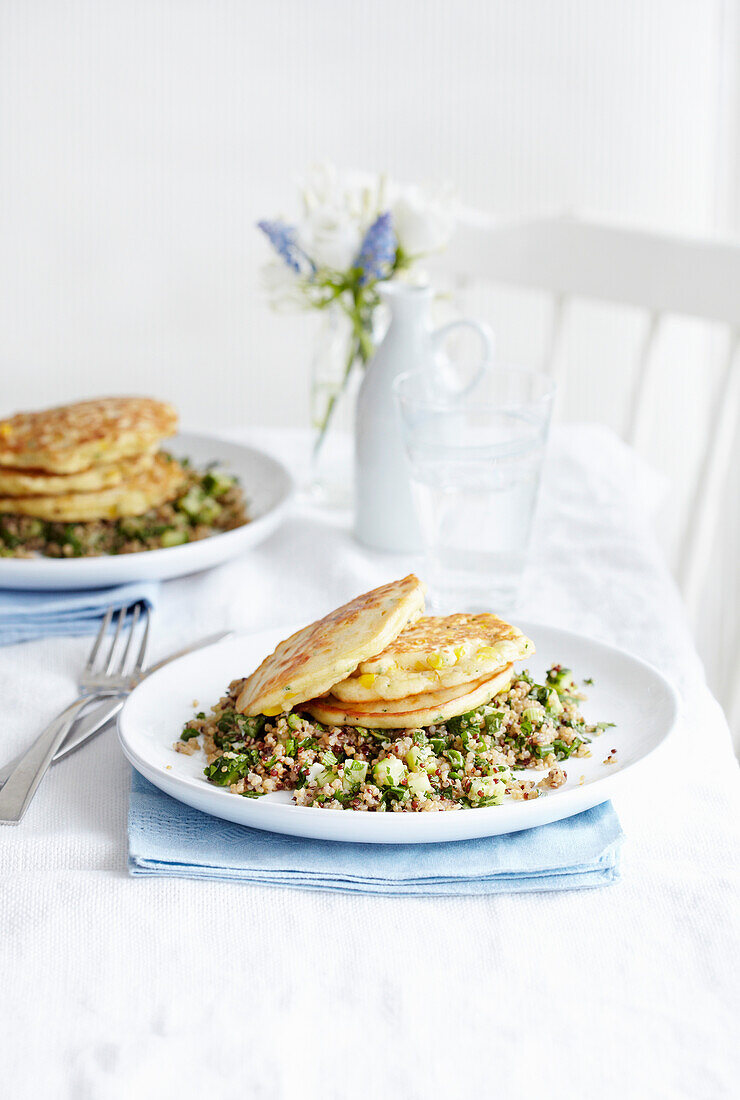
[235,575,426,717]
[355,613,533,677]
[0,396,177,473]
[303,664,515,728]
[0,452,155,497]
[0,454,186,522]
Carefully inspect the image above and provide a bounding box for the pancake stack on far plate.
[235,575,535,729]
[0,397,184,521]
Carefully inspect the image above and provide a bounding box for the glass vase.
[308,304,363,507]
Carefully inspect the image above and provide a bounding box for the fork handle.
[52,696,125,763]
[0,693,119,824]
[0,696,125,787]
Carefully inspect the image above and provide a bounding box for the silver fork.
[0,601,150,825]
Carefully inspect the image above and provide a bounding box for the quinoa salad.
[175,666,614,812]
[0,460,249,558]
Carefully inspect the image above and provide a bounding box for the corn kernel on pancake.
[304,665,515,728]
[235,575,426,717]
[0,453,186,521]
[356,613,534,678]
[0,396,177,473]
[0,452,155,497]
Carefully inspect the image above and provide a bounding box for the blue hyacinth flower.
[355,212,396,285]
[257,220,313,275]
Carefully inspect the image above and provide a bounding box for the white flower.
[298,163,388,271]
[299,206,363,272]
[391,185,456,257]
[301,163,382,222]
[260,260,308,312]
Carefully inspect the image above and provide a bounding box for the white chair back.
[438,213,740,732]
[440,213,740,611]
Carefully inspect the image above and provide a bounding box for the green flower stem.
[312,330,362,459]
[309,254,410,461]
[312,279,380,459]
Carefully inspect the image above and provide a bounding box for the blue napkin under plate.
[0,581,159,645]
[128,770,624,896]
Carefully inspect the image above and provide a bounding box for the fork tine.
[103,606,126,674]
[86,607,114,670]
[132,603,151,675]
[115,602,140,673]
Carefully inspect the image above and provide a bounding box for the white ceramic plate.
[118,621,679,844]
[0,432,294,590]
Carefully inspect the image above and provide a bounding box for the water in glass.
[395,365,555,613]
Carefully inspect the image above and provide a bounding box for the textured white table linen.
[1,425,738,1100]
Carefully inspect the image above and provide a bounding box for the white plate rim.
[118,620,681,844]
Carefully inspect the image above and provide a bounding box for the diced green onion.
[546,666,576,692]
[521,704,544,727]
[341,759,368,791]
[202,470,235,498]
[160,528,189,548]
[466,775,505,805]
[407,771,432,798]
[444,749,464,769]
[373,756,407,788]
[545,690,563,716]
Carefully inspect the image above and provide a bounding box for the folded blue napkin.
[0,581,159,645]
[128,770,624,896]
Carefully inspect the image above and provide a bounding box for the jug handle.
[431,318,495,396]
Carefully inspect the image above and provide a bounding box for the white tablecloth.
[1,426,738,1100]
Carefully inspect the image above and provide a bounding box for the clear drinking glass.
[394,363,556,613]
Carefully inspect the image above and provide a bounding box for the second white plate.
[118,621,679,844]
[0,432,294,590]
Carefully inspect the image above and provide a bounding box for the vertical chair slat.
[542,293,567,382]
[679,331,740,616]
[730,627,740,735]
[625,312,662,446]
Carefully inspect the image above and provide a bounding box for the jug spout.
[378,280,434,308]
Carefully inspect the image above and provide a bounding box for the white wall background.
[0,0,738,727]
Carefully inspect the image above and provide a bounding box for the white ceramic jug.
[354,283,494,552]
